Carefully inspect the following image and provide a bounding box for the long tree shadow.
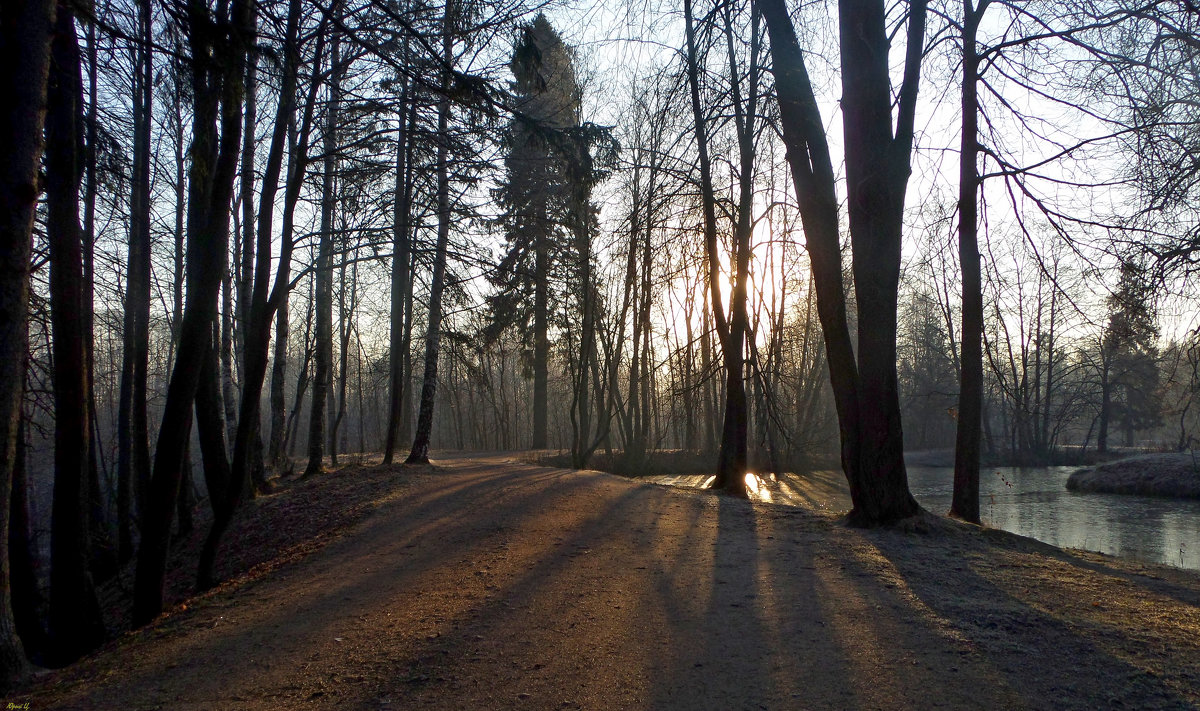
[637,490,779,710]
[850,523,1200,709]
[22,462,611,707]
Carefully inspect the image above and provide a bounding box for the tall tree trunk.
[384,83,413,465]
[286,289,315,457]
[683,0,746,495]
[532,214,549,450]
[711,0,760,497]
[10,418,44,662]
[951,0,986,524]
[196,335,233,589]
[237,14,257,381]
[305,29,341,478]
[170,36,191,537]
[82,11,109,581]
[46,3,106,663]
[268,299,291,466]
[1098,374,1111,453]
[762,0,925,524]
[401,246,417,445]
[218,0,320,581]
[221,270,239,451]
[232,0,306,489]
[569,209,595,468]
[836,0,926,523]
[134,0,252,627]
[0,0,54,686]
[117,0,154,566]
[407,7,454,464]
[331,257,357,463]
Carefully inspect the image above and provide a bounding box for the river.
[647,465,1200,571]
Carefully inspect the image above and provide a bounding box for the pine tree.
[1098,262,1161,451]
[488,15,581,450]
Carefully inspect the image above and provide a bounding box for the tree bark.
[117,0,154,566]
[0,0,54,686]
[268,298,291,466]
[407,6,454,464]
[305,29,341,478]
[237,12,258,383]
[196,337,233,589]
[384,83,414,465]
[711,0,761,497]
[231,0,305,494]
[10,418,43,663]
[837,0,925,523]
[683,0,746,496]
[81,12,110,582]
[134,0,253,626]
[268,21,326,470]
[46,3,106,664]
[1098,375,1111,453]
[533,214,549,450]
[761,0,925,524]
[951,0,987,524]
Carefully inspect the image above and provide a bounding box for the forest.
[0,0,1198,692]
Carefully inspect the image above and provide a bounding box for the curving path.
[17,453,1200,710]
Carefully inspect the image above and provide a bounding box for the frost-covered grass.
[1067,453,1200,499]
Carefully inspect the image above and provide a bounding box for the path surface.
[17,453,1200,710]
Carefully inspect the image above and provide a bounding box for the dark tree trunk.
[286,281,317,458]
[82,13,110,582]
[711,2,761,497]
[267,25,326,470]
[408,11,454,465]
[134,0,252,627]
[0,0,53,687]
[305,31,341,478]
[10,419,44,663]
[401,246,417,445]
[231,0,306,497]
[761,0,925,525]
[196,338,233,589]
[46,4,106,664]
[683,0,744,495]
[331,258,357,464]
[267,298,290,467]
[384,85,414,465]
[117,0,154,566]
[220,273,239,447]
[951,0,986,524]
[533,224,549,450]
[835,0,926,524]
[569,211,595,469]
[1098,376,1111,453]
[237,13,258,383]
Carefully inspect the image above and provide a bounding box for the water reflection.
[647,466,1200,571]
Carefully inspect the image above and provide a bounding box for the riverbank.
[538,447,1129,478]
[13,453,1200,709]
[1068,452,1200,499]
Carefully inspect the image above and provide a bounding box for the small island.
[1067,453,1200,499]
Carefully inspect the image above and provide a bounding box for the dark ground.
[12,452,1200,710]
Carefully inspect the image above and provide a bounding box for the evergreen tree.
[489,15,581,449]
[1098,261,1161,451]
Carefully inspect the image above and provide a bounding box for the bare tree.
[45,1,106,663]
[407,0,455,464]
[761,0,926,524]
[134,0,254,626]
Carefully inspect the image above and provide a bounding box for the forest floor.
[11,452,1200,710]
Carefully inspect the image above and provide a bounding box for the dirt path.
[15,453,1200,710]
